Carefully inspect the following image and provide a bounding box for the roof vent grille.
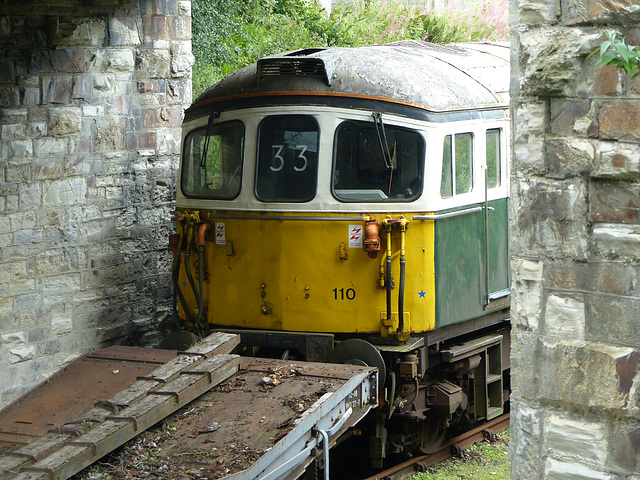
[257,58,329,85]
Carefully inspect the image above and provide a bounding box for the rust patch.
[616,351,640,407]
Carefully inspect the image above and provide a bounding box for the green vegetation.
[191,0,509,99]
[591,30,640,78]
[411,429,510,480]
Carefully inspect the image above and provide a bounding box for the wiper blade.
[200,111,220,170]
[372,112,394,171]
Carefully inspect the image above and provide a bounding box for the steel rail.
[363,413,510,480]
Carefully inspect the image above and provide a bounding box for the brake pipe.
[184,224,201,323]
[171,228,192,323]
[196,223,210,331]
[385,219,393,326]
[398,217,408,334]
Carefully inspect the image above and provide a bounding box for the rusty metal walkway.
[0,332,378,480]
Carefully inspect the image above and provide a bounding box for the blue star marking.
[183,281,187,287]
[418,290,426,298]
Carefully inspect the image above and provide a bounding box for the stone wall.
[0,0,193,407]
[510,1,640,478]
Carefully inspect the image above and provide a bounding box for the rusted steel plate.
[0,333,241,480]
[0,347,177,441]
[93,358,377,480]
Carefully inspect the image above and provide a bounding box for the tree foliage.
[191,0,509,99]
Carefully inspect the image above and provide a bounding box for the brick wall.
[0,0,192,407]
[510,0,640,477]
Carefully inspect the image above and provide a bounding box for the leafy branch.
[590,30,640,78]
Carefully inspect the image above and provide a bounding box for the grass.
[411,429,510,480]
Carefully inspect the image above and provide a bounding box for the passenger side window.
[440,132,473,198]
[486,129,501,189]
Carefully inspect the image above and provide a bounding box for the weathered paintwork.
[192,41,509,115]
[434,198,509,328]
[177,212,437,334]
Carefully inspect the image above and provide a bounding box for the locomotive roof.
[191,40,510,115]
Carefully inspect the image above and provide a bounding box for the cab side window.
[440,132,473,198]
[486,128,501,189]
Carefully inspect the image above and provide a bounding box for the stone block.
[48,107,82,136]
[535,339,638,410]
[34,162,62,181]
[42,177,86,207]
[510,402,543,468]
[34,137,69,156]
[9,139,33,157]
[600,100,640,142]
[21,87,41,106]
[172,16,191,40]
[518,27,601,97]
[516,0,560,24]
[170,40,194,77]
[511,177,589,259]
[610,421,640,473]
[544,458,612,480]
[105,48,136,72]
[550,98,595,136]
[42,76,74,104]
[143,15,169,42]
[50,49,83,73]
[136,49,171,79]
[13,229,43,244]
[590,180,640,224]
[91,117,125,152]
[26,122,47,137]
[585,293,640,348]
[547,261,637,296]
[544,293,585,338]
[19,183,41,210]
[544,414,607,463]
[562,0,640,25]
[0,86,20,106]
[5,162,30,183]
[9,346,34,364]
[593,65,621,96]
[511,259,544,330]
[108,18,141,46]
[42,273,80,295]
[1,124,26,140]
[49,17,106,47]
[592,140,640,179]
[545,137,595,178]
[1,331,26,345]
[513,133,545,172]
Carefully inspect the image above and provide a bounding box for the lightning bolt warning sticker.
[215,222,226,245]
[348,225,363,248]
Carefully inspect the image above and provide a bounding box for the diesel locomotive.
[169,40,511,466]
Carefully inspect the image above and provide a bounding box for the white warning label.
[348,225,363,248]
[215,222,226,245]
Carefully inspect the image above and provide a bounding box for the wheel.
[328,338,386,393]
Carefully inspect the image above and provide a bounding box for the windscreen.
[256,115,319,202]
[333,120,424,202]
[181,120,244,199]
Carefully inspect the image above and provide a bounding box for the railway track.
[364,413,510,480]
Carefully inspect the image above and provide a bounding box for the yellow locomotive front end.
[173,105,437,342]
